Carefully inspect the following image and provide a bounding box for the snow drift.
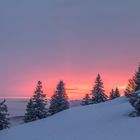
[0,97,139,140]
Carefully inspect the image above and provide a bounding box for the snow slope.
[0,97,139,140]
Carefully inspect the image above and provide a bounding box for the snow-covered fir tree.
[129,90,140,117]
[49,81,69,115]
[24,81,48,122]
[125,64,140,97]
[81,94,91,106]
[135,64,140,91]
[110,88,120,100]
[0,100,10,130]
[128,64,140,116]
[92,74,108,104]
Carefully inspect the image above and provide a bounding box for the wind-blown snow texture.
[0,97,139,140]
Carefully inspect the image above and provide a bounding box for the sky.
[0,0,140,100]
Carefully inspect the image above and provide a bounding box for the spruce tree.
[128,64,140,116]
[114,88,120,98]
[92,74,108,104]
[0,100,10,130]
[24,81,48,122]
[49,81,69,115]
[135,64,140,91]
[109,89,115,100]
[81,94,91,106]
[125,64,140,97]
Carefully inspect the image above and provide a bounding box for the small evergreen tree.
[24,81,48,122]
[49,81,69,115]
[92,74,108,104]
[81,94,91,106]
[109,89,115,100]
[0,100,10,130]
[114,88,120,98]
[110,88,120,100]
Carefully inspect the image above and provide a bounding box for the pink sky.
[0,0,140,99]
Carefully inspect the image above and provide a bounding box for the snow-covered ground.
[0,97,139,140]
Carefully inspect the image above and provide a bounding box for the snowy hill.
[0,97,140,140]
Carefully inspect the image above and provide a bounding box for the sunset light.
[1,0,140,139]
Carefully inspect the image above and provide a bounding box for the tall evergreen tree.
[128,64,140,116]
[81,94,91,106]
[0,100,10,130]
[125,64,140,97]
[92,74,108,104]
[49,81,69,115]
[135,64,140,91]
[24,81,48,122]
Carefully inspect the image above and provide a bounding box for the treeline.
[0,80,69,130]
[0,75,121,131]
[1,63,140,130]
[81,74,120,106]
[24,80,69,122]
[81,63,140,117]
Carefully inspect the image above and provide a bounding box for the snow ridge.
[0,97,139,140]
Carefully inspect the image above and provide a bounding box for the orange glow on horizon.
[1,62,135,100]
[1,72,128,100]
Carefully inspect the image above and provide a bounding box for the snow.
[135,90,140,96]
[9,116,24,127]
[0,97,139,140]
